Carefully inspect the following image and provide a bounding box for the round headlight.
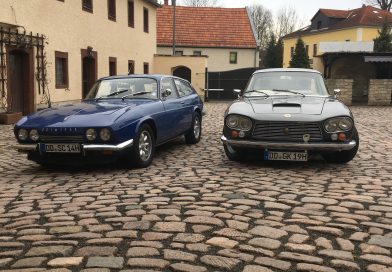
[338,118,353,131]
[226,116,238,128]
[325,119,338,132]
[239,118,252,131]
[99,128,111,141]
[29,129,39,141]
[86,128,97,141]
[18,129,28,141]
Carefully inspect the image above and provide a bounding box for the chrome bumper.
[13,139,134,153]
[221,136,356,151]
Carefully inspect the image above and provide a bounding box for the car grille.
[40,135,84,143]
[253,121,323,142]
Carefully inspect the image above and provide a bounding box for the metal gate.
[205,67,258,101]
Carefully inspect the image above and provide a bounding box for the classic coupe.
[221,68,359,164]
[13,75,203,167]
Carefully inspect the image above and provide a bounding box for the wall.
[153,55,207,97]
[368,79,392,105]
[282,26,379,68]
[325,79,353,106]
[0,0,157,106]
[157,46,258,72]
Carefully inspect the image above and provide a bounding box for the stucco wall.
[157,46,258,72]
[368,79,392,106]
[153,55,207,97]
[325,79,353,106]
[0,0,157,105]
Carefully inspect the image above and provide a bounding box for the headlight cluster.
[324,117,353,133]
[17,129,40,141]
[225,115,253,131]
[86,128,111,141]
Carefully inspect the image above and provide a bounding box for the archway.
[173,66,191,83]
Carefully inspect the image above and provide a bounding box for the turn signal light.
[231,130,239,138]
[338,133,347,141]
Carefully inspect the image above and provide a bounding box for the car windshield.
[244,71,329,97]
[85,78,158,100]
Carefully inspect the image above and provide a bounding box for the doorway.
[81,49,97,98]
[173,66,191,83]
[6,47,34,115]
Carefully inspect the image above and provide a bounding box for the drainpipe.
[172,0,176,56]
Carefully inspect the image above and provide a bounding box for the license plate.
[42,143,81,153]
[264,150,308,161]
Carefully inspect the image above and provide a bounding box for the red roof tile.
[157,5,257,48]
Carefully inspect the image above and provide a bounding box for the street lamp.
[172,0,176,56]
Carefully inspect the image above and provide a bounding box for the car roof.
[253,68,322,75]
[99,74,187,82]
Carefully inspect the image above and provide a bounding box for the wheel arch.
[136,118,157,143]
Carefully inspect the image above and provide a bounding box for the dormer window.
[317,21,322,29]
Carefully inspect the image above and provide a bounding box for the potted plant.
[0,93,23,125]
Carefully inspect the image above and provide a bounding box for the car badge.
[283,128,290,135]
[303,134,311,143]
[284,114,291,118]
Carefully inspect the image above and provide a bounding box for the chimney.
[164,0,168,5]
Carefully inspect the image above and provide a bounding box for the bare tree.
[365,0,392,11]
[249,4,274,49]
[275,6,303,38]
[180,0,219,7]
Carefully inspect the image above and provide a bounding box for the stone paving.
[0,103,391,272]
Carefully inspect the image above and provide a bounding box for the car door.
[159,77,184,140]
[174,78,194,134]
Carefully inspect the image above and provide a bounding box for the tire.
[128,124,155,168]
[185,112,202,144]
[322,128,359,164]
[224,144,247,162]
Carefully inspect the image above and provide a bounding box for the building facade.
[0,0,159,114]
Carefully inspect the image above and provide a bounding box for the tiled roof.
[285,5,392,39]
[157,5,257,48]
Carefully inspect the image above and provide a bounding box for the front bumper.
[13,139,134,153]
[221,136,356,151]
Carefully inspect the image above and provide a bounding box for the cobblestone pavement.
[0,103,392,272]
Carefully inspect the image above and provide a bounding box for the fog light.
[239,131,245,138]
[331,133,338,141]
[338,133,347,141]
[231,130,239,138]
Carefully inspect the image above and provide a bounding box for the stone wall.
[368,80,392,106]
[325,79,353,106]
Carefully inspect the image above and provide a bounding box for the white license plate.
[264,150,308,161]
[43,143,81,153]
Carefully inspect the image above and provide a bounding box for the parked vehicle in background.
[221,68,359,164]
[13,75,203,168]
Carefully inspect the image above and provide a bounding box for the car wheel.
[224,144,246,162]
[322,128,359,164]
[129,124,155,168]
[185,112,202,144]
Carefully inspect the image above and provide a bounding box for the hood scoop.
[273,103,301,108]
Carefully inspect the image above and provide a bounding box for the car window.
[161,78,179,100]
[174,78,193,97]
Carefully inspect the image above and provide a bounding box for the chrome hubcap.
[139,131,152,161]
[194,116,201,139]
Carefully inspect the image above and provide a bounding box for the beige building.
[0,0,159,114]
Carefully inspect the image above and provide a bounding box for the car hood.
[19,100,150,127]
[247,96,327,115]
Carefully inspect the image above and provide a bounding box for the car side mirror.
[162,89,172,98]
[233,89,241,97]
[333,89,341,98]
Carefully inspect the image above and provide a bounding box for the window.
[313,44,318,57]
[128,60,135,74]
[290,47,294,58]
[229,52,237,64]
[305,45,309,57]
[317,21,322,29]
[174,78,193,97]
[175,51,183,56]
[161,78,179,100]
[55,51,68,89]
[109,57,117,76]
[82,0,93,12]
[143,8,149,33]
[143,62,149,74]
[193,51,202,56]
[128,0,134,27]
[108,0,116,21]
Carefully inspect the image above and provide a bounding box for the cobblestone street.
[0,102,392,272]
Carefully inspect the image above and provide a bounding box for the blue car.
[13,75,204,168]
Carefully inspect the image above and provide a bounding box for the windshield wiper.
[272,89,305,97]
[244,90,270,97]
[121,91,153,100]
[95,89,130,101]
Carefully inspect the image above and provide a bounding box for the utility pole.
[172,0,176,56]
